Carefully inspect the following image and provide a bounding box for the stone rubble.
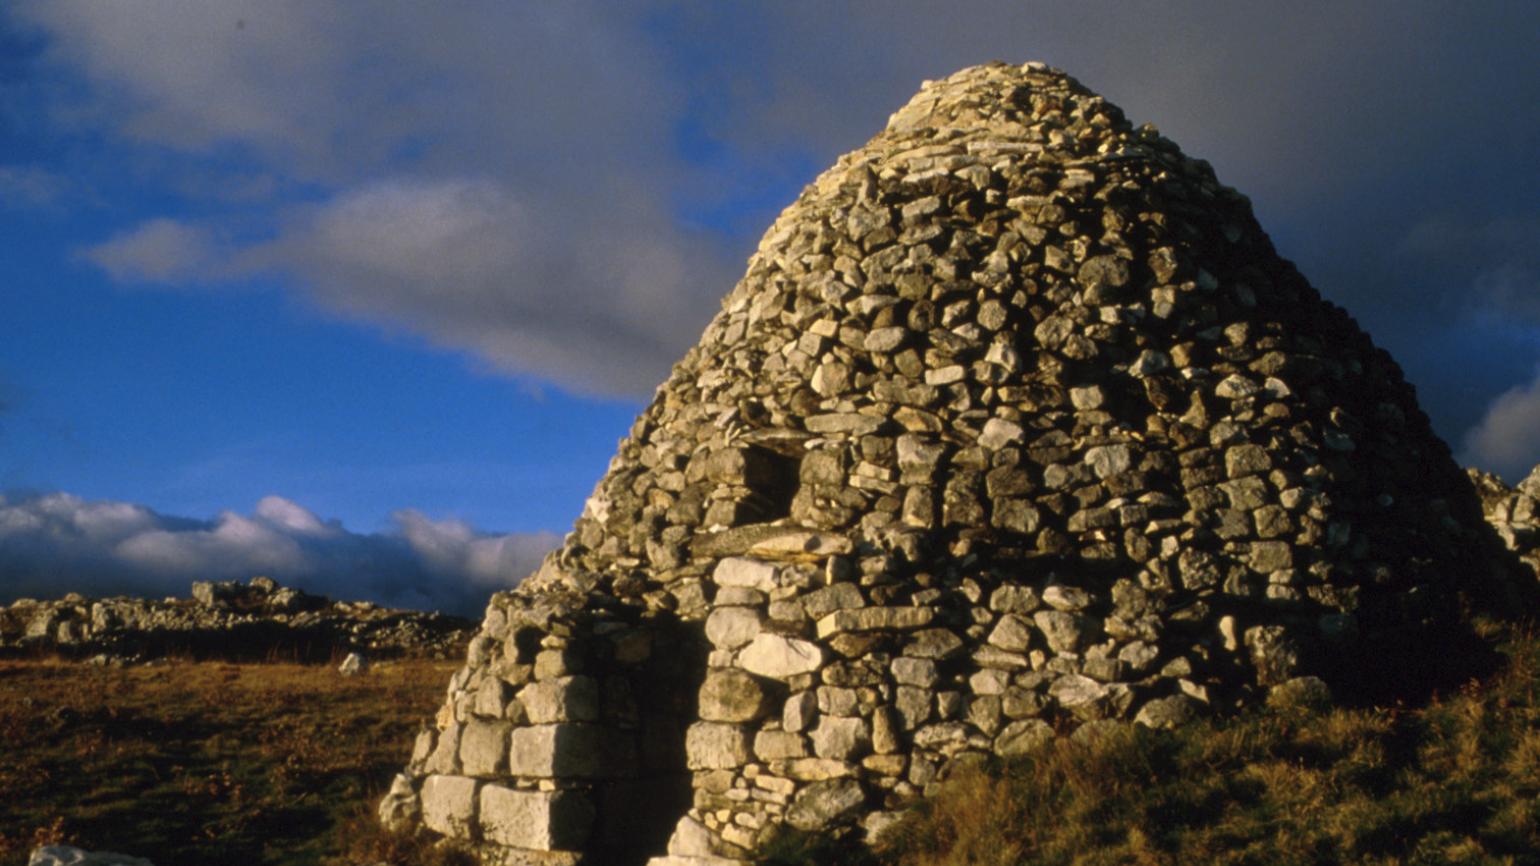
[1469,465,1540,579]
[1,577,474,662]
[382,61,1525,865]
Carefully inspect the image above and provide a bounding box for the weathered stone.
[1042,585,1091,612]
[705,606,764,650]
[698,669,769,723]
[816,606,935,638]
[1267,676,1333,711]
[712,558,781,592]
[904,628,965,659]
[1084,445,1132,479]
[1033,610,1092,653]
[686,722,751,770]
[517,676,600,724]
[479,785,594,851]
[787,779,867,831]
[738,633,825,679]
[801,583,865,620]
[1049,674,1110,720]
[989,585,1040,615]
[1134,695,1199,729]
[987,614,1034,652]
[459,720,512,776]
[994,719,1053,758]
[891,656,939,687]
[979,418,1025,450]
[811,716,871,760]
[508,725,608,778]
[784,690,819,732]
[754,729,809,760]
[420,774,478,838]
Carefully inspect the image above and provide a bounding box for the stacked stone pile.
[1469,466,1540,579]
[0,576,474,661]
[382,62,1521,866]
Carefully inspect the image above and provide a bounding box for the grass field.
[0,656,456,866]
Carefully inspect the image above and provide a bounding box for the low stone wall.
[381,581,704,865]
[0,577,474,661]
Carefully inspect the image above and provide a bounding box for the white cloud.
[83,218,222,284]
[0,491,558,615]
[0,164,71,209]
[1462,371,1540,481]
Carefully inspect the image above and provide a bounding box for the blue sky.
[1,2,1537,613]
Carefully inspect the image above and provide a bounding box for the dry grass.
[0,657,455,866]
[848,622,1540,866]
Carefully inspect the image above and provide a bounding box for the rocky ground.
[0,577,476,663]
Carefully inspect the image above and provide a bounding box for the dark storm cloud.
[13,1,1540,460]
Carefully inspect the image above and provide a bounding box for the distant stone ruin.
[379,62,1531,865]
[0,576,474,662]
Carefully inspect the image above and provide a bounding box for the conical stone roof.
[380,62,1521,865]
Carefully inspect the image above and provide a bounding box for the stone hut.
[379,62,1520,865]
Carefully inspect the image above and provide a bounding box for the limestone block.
[783,690,818,732]
[378,772,419,831]
[891,656,939,687]
[787,778,867,830]
[1042,585,1091,611]
[800,583,865,620]
[479,785,594,851]
[978,417,1025,450]
[1084,444,1132,479]
[1049,674,1110,720]
[1134,695,1198,729]
[754,729,808,760]
[895,686,931,730]
[746,529,853,559]
[903,628,964,659]
[811,715,870,760]
[737,633,824,679]
[994,719,1053,758]
[705,606,763,650]
[517,676,600,724]
[420,774,478,838]
[871,707,901,754]
[987,614,1033,652]
[1033,610,1092,653]
[666,814,713,857]
[685,722,751,769]
[698,669,769,723]
[712,557,780,592]
[507,724,608,778]
[425,721,462,775]
[459,720,512,776]
[815,606,934,638]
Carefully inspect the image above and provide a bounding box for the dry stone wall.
[1470,466,1540,579]
[381,62,1524,865]
[1,577,473,661]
